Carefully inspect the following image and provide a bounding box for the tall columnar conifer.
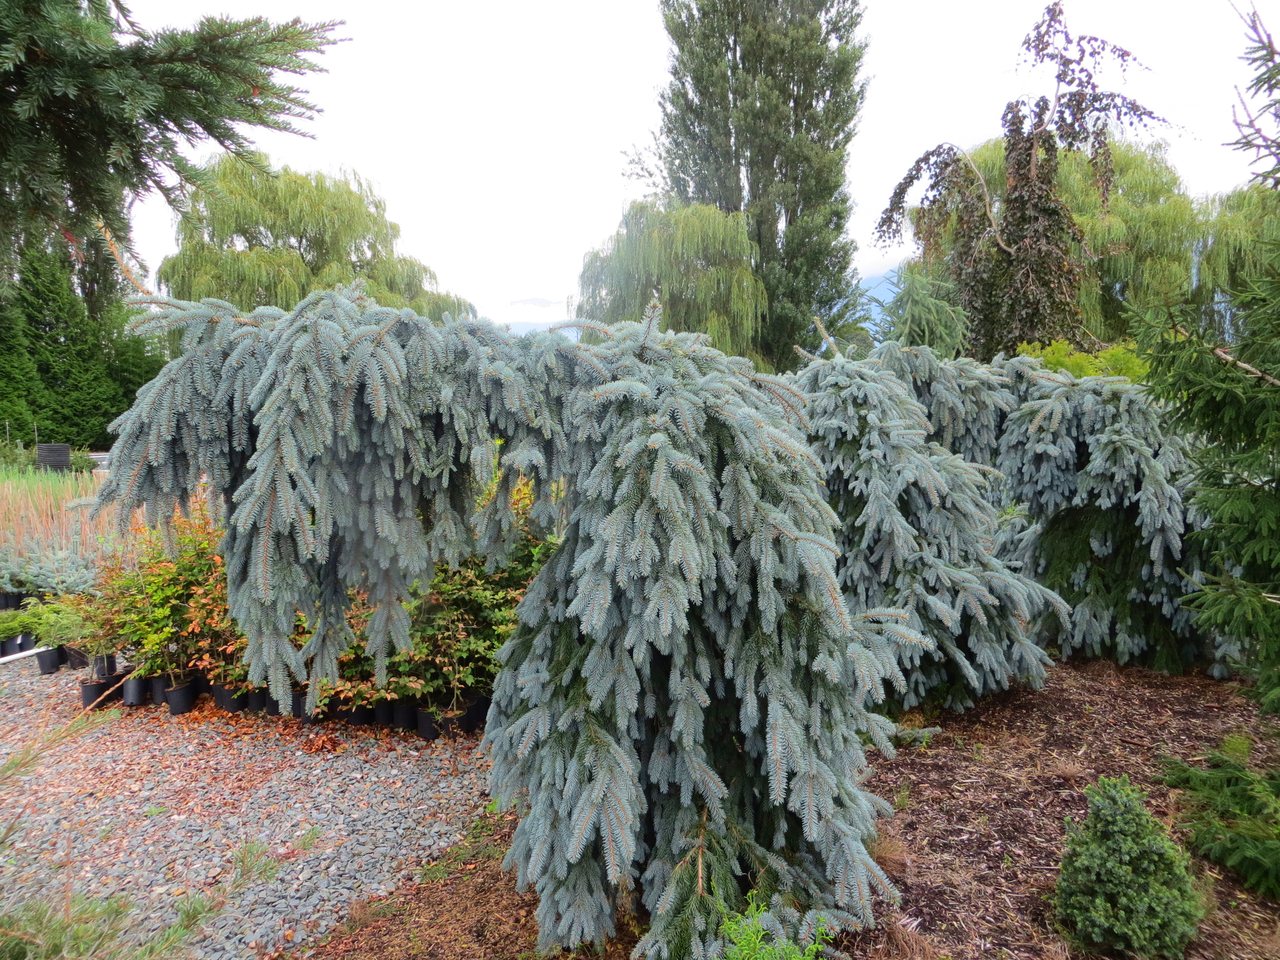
[99,292,919,957]
[654,0,865,370]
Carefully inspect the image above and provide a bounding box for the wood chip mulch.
[846,661,1280,960]
[304,663,1280,960]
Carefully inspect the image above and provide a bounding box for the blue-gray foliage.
[98,292,914,958]
[792,351,1066,710]
[868,341,1221,670]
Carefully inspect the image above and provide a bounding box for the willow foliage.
[792,352,1065,710]
[159,155,473,319]
[99,292,916,958]
[578,200,767,364]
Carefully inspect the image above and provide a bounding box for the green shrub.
[1055,775,1202,958]
[721,897,831,960]
[1016,339,1148,380]
[1164,734,1280,900]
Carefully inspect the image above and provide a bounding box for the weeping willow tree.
[99,291,918,957]
[577,200,768,364]
[158,155,473,319]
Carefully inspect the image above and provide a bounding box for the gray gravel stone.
[0,659,489,959]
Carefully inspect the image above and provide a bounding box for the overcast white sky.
[127,0,1280,330]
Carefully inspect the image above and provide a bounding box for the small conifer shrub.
[1164,735,1280,900]
[1055,775,1202,959]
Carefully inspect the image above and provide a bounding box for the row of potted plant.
[23,635,491,739]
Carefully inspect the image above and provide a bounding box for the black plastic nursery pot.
[210,684,229,710]
[291,689,320,724]
[1,636,19,658]
[373,701,394,726]
[149,676,168,705]
[65,647,88,670]
[16,633,35,653]
[392,699,418,731]
[121,676,149,706]
[246,689,268,713]
[35,646,61,675]
[265,693,283,717]
[349,705,373,726]
[459,695,492,734]
[226,690,248,713]
[415,707,439,742]
[91,655,117,679]
[80,677,117,709]
[165,682,197,716]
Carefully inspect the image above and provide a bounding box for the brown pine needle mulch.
[304,662,1280,960]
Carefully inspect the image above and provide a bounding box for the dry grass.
[870,829,911,882]
[869,914,942,960]
[0,467,127,559]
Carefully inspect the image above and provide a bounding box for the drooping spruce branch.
[100,292,918,957]
[792,352,1066,710]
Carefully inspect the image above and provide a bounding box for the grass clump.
[1054,775,1203,958]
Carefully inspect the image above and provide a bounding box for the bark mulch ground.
[304,662,1280,960]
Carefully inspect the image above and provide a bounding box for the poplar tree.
[654,0,865,370]
[159,155,472,318]
[578,200,767,363]
[99,291,919,957]
[0,0,336,256]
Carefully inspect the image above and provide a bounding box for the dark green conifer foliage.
[1055,776,1202,959]
[0,0,336,254]
[1139,8,1280,711]
[655,0,865,370]
[793,350,1065,709]
[17,241,121,448]
[99,293,916,958]
[0,286,39,444]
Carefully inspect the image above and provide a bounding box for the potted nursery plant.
[0,607,54,673]
[27,599,123,709]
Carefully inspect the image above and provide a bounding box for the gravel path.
[0,658,490,959]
